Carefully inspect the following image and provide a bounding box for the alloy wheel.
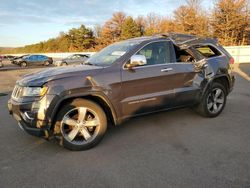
[206,88,225,114]
[60,107,100,145]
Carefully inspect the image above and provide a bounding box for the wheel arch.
[203,75,230,97]
[212,76,230,94]
[49,93,118,131]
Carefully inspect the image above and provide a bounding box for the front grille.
[12,85,23,100]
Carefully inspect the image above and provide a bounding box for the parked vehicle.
[11,54,53,67]
[11,54,29,64]
[0,60,3,68]
[8,33,235,150]
[0,55,16,60]
[55,54,90,66]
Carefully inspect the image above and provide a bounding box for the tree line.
[1,0,249,54]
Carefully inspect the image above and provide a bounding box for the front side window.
[136,41,171,66]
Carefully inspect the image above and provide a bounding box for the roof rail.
[152,33,218,49]
[153,33,198,44]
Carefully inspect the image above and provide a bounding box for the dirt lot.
[0,68,43,93]
[0,64,250,187]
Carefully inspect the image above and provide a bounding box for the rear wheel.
[54,99,107,151]
[44,61,50,66]
[193,82,227,117]
[20,61,27,67]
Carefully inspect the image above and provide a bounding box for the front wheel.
[62,62,67,66]
[193,82,227,118]
[20,61,27,67]
[54,99,107,151]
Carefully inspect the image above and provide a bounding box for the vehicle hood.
[17,65,103,87]
[13,57,23,61]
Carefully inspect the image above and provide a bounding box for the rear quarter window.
[195,45,221,58]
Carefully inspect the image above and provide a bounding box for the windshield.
[66,55,74,59]
[21,55,29,59]
[86,41,140,66]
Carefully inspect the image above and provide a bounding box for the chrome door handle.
[161,68,173,72]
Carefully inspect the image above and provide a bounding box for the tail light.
[229,57,234,64]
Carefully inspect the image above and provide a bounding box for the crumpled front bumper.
[8,99,46,137]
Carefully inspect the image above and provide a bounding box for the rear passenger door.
[171,46,204,106]
[121,41,178,118]
[171,61,200,106]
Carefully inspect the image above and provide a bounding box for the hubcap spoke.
[85,119,99,127]
[213,103,218,111]
[215,89,222,99]
[80,127,91,140]
[216,98,224,104]
[78,107,87,122]
[63,116,78,127]
[68,126,80,141]
[207,102,213,109]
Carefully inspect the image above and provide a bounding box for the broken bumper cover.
[8,99,46,137]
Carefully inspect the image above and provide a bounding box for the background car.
[0,55,16,61]
[11,54,29,65]
[12,55,53,67]
[55,54,89,66]
[0,60,3,68]
[5,55,16,60]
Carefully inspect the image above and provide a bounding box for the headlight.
[22,86,48,97]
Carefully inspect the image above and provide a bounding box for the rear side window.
[195,45,221,58]
[41,55,47,60]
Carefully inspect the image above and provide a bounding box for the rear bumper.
[8,99,46,137]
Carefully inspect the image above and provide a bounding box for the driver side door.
[121,41,178,118]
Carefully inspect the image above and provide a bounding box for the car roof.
[125,33,218,49]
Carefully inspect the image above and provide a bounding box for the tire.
[44,61,50,66]
[62,62,67,66]
[54,99,107,151]
[20,61,27,67]
[193,82,227,118]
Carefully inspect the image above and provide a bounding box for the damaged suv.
[8,33,235,150]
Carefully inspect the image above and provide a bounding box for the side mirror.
[126,55,147,69]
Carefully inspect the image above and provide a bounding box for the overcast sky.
[0,0,212,47]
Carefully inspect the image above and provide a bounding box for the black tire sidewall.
[55,99,107,151]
